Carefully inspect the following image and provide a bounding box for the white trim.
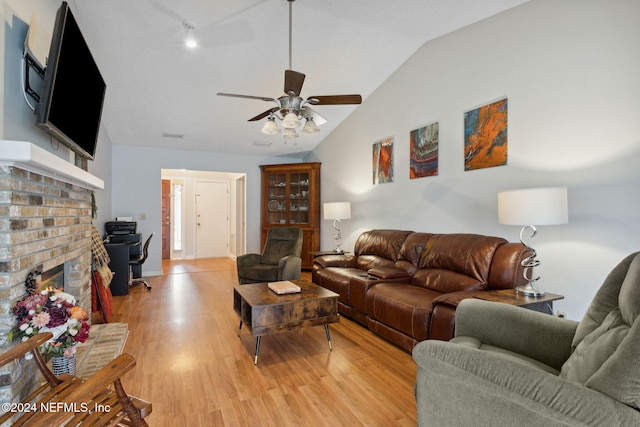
[0,140,104,190]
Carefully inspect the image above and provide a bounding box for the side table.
[473,289,564,315]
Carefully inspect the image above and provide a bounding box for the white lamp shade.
[301,118,320,134]
[282,128,299,139]
[282,112,300,129]
[324,202,351,220]
[261,118,280,135]
[498,187,568,226]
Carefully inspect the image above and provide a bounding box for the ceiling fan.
[217,0,362,139]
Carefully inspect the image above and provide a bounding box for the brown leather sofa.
[312,229,530,352]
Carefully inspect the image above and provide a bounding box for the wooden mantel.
[0,140,104,190]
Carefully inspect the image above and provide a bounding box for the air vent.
[252,141,272,147]
[162,132,185,138]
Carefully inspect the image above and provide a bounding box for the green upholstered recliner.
[237,226,303,284]
[413,252,640,426]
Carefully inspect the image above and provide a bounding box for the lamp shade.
[282,128,299,139]
[301,117,320,134]
[498,187,568,226]
[282,112,300,129]
[324,202,351,220]
[261,118,280,135]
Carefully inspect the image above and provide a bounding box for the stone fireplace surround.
[0,140,104,409]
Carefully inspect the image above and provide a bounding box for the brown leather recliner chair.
[237,226,303,284]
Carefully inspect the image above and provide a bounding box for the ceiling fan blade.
[284,70,305,96]
[248,107,280,122]
[217,93,275,102]
[302,106,327,126]
[307,95,362,105]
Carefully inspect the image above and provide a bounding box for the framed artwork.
[464,98,508,171]
[410,122,439,179]
[373,137,394,184]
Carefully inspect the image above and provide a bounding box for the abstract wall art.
[373,137,394,184]
[464,98,508,171]
[410,122,439,179]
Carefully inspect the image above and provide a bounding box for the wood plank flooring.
[111,258,417,426]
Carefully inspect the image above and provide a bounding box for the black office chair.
[130,232,153,291]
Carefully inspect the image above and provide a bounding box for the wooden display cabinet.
[260,162,321,269]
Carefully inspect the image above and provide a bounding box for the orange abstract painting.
[373,137,394,184]
[464,98,507,171]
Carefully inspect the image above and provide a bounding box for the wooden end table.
[473,289,564,314]
[233,280,340,364]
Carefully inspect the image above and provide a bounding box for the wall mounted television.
[35,2,106,160]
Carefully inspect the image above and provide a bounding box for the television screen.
[35,2,106,160]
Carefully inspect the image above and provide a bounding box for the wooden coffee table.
[233,280,340,364]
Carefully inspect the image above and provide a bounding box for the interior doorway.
[161,180,171,259]
[160,169,246,261]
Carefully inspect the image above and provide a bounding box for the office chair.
[130,232,153,291]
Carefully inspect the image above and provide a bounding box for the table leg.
[324,324,333,351]
[254,336,261,365]
[238,320,243,336]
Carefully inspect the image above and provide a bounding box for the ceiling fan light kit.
[261,116,280,135]
[301,117,320,134]
[282,128,299,139]
[217,0,362,142]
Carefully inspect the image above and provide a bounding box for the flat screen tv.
[35,2,106,160]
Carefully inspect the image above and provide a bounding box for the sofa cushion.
[354,229,413,261]
[412,269,484,293]
[356,255,397,271]
[314,267,364,305]
[560,253,640,409]
[366,283,441,341]
[241,264,279,282]
[418,234,506,291]
[397,232,434,273]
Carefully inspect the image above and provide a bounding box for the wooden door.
[161,180,171,259]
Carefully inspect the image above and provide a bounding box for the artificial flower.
[10,287,90,357]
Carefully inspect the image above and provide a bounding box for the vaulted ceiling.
[69,0,529,158]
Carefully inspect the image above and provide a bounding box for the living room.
[1,0,639,425]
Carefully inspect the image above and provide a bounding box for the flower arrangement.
[10,287,90,357]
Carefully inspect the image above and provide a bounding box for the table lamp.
[497,187,568,296]
[323,202,351,253]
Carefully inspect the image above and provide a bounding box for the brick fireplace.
[0,141,103,410]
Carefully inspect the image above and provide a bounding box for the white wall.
[308,0,640,320]
[1,0,113,227]
[111,144,300,276]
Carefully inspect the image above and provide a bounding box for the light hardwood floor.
[111,258,418,426]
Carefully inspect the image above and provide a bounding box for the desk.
[105,239,140,296]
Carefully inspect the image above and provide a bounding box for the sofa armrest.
[412,340,640,426]
[237,253,262,268]
[313,254,357,268]
[431,290,478,308]
[278,255,302,281]
[428,291,480,340]
[367,266,411,281]
[455,299,578,370]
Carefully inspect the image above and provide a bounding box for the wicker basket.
[51,354,76,376]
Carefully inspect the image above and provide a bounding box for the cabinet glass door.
[289,172,310,225]
[266,173,287,225]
